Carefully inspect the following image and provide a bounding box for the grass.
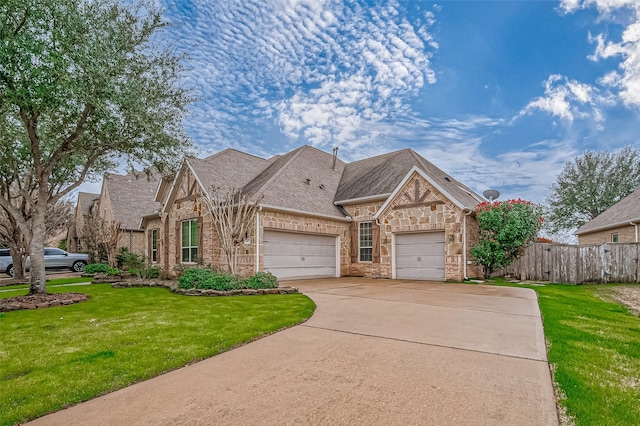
[0,276,93,291]
[488,279,640,425]
[0,283,316,426]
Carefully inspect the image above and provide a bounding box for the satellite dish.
[483,189,500,201]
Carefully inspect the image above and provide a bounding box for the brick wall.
[116,230,145,256]
[578,225,637,245]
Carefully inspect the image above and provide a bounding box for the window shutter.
[148,230,152,260]
[197,216,204,261]
[175,221,181,263]
[372,222,380,263]
[350,222,358,263]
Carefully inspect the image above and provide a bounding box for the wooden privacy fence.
[497,243,640,284]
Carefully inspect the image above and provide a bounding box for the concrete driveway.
[28,278,558,425]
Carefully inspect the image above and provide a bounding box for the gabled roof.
[103,171,161,230]
[575,186,640,235]
[76,192,99,216]
[335,148,483,209]
[243,145,348,219]
[188,148,269,192]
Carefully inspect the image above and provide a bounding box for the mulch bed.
[0,292,88,312]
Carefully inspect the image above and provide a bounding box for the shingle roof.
[188,148,269,192]
[104,171,161,230]
[76,192,99,216]
[176,145,482,220]
[335,148,483,209]
[243,145,347,219]
[575,186,640,235]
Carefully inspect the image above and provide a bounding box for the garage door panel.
[263,255,336,268]
[396,266,445,280]
[264,266,336,279]
[262,242,335,257]
[396,254,444,268]
[395,232,445,281]
[396,244,443,257]
[263,231,337,280]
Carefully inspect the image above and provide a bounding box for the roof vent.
[444,177,451,182]
[305,178,311,185]
[332,147,339,171]
[319,184,325,190]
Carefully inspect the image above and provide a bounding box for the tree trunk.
[29,206,48,294]
[8,243,25,280]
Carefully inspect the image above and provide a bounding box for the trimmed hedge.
[178,268,279,291]
[84,263,120,275]
[245,272,279,289]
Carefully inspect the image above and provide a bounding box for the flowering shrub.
[470,199,543,278]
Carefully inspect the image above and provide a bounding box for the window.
[151,229,158,263]
[359,222,373,262]
[181,219,198,263]
[611,232,619,243]
[44,248,65,256]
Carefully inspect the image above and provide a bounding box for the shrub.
[179,269,280,291]
[84,263,111,274]
[245,272,278,289]
[84,263,120,276]
[178,268,242,291]
[471,199,543,278]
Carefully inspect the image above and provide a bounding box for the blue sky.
[83,0,640,207]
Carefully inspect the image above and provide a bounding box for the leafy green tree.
[0,0,193,294]
[471,200,543,278]
[546,147,640,233]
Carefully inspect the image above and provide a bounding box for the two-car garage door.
[263,230,337,280]
[395,232,445,280]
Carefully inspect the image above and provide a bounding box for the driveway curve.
[28,278,558,425]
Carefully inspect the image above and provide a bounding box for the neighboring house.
[70,171,161,257]
[98,170,162,256]
[67,191,99,252]
[575,187,640,244]
[144,145,485,281]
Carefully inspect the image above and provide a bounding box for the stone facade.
[154,162,483,281]
[578,225,637,245]
[343,172,483,281]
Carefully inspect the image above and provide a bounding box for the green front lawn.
[492,281,640,425]
[1,276,94,291]
[0,283,315,426]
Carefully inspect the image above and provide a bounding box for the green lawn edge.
[0,283,316,426]
[480,279,640,425]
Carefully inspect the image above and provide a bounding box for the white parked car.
[0,248,88,277]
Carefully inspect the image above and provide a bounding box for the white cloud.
[519,75,602,124]
[562,0,640,107]
[162,0,438,151]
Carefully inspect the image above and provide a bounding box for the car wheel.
[7,265,14,277]
[72,261,86,273]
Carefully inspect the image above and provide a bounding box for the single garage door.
[395,232,445,280]
[263,230,337,280]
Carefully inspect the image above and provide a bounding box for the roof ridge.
[347,147,411,165]
[248,146,306,196]
[201,147,267,163]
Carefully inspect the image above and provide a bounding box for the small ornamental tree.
[471,199,543,278]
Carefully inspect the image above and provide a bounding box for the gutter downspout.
[256,207,262,274]
[463,209,473,280]
[632,222,639,243]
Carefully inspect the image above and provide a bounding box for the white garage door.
[395,232,445,280]
[263,231,337,280]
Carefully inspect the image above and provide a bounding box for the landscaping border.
[108,280,299,296]
[0,292,89,312]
